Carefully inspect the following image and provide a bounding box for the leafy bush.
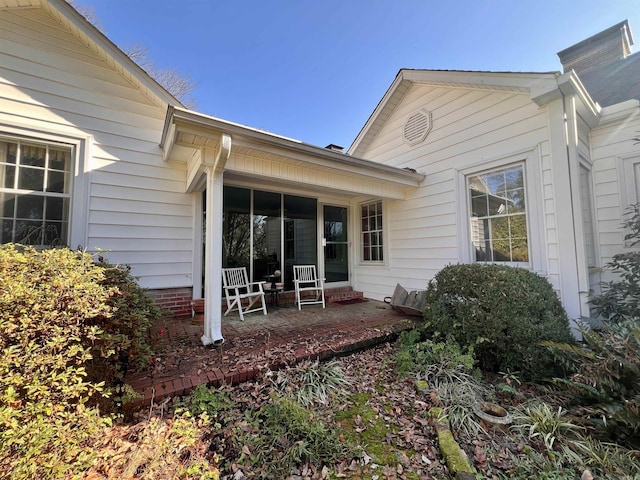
[543,321,640,448]
[395,330,476,379]
[589,203,640,324]
[0,245,161,478]
[543,204,640,448]
[90,256,163,383]
[0,245,113,478]
[422,264,574,381]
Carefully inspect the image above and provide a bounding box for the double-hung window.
[361,200,383,262]
[468,164,528,264]
[0,137,72,246]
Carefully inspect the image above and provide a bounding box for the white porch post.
[202,166,224,345]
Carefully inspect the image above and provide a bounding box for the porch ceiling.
[160,106,425,200]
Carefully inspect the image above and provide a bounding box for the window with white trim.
[468,164,529,263]
[361,200,383,262]
[0,137,72,246]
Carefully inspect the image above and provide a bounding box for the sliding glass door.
[222,186,317,289]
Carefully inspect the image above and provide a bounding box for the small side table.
[264,287,283,307]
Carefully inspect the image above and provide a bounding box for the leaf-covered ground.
[85,342,624,480]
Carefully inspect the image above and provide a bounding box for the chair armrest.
[247,281,265,292]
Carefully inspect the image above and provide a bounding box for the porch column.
[202,167,224,345]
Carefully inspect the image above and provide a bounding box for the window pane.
[222,186,251,269]
[50,148,71,171]
[471,194,488,217]
[1,192,16,217]
[21,145,46,167]
[18,167,45,191]
[0,218,13,243]
[16,195,44,220]
[14,219,43,245]
[43,221,67,245]
[0,165,16,189]
[253,190,281,281]
[47,171,69,193]
[45,197,68,221]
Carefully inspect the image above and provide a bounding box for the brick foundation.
[147,287,193,317]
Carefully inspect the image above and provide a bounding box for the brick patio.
[125,298,419,406]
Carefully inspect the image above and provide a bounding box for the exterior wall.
[0,7,194,290]
[352,83,556,301]
[147,287,194,317]
[590,103,640,286]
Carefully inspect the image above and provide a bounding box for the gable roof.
[0,0,181,108]
[347,69,560,157]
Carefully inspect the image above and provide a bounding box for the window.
[579,163,596,267]
[0,137,72,246]
[361,200,383,262]
[468,164,528,263]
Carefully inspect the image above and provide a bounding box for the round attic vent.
[403,109,432,145]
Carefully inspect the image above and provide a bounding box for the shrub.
[0,245,162,478]
[90,256,163,383]
[0,245,113,478]
[543,321,640,448]
[589,203,640,324]
[422,263,574,381]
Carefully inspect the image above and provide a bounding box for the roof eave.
[44,0,182,108]
[161,106,425,187]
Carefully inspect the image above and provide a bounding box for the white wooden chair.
[293,265,325,310]
[222,267,267,321]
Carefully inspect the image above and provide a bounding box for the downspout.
[201,133,232,346]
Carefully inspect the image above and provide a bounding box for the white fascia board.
[44,0,180,107]
[348,70,409,156]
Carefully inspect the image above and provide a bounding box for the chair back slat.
[222,267,249,288]
[294,265,317,283]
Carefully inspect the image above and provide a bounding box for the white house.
[1,1,639,343]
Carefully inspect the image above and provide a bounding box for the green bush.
[589,203,640,324]
[543,321,640,448]
[0,245,161,478]
[422,263,574,381]
[90,256,163,381]
[0,245,113,478]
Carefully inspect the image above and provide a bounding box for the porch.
[125,298,419,406]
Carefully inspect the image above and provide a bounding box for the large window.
[468,164,528,263]
[222,186,317,289]
[0,137,72,246]
[361,200,383,262]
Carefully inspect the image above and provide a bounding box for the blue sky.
[79,0,640,150]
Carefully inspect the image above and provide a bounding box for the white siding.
[0,7,193,289]
[590,109,640,284]
[353,83,553,299]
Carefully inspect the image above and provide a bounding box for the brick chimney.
[557,20,633,74]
